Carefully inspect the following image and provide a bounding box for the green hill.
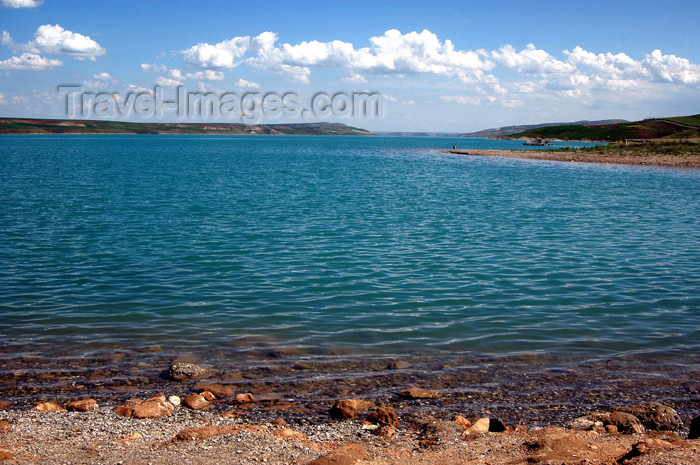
[0,118,373,136]
[504,114,700,141]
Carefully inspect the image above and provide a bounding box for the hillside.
[502,114,700,141]
[460,119,627,138]
[0,118,373,136]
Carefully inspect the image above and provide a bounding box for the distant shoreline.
[445,148,700,168]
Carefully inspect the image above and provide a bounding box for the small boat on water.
[523,138,553,146]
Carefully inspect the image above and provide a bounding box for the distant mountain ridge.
[0,118,373,135]
[502,114,700,141]
[460,120,628,138]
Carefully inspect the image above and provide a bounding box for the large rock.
[166,362,210,381]
[67,399,98,412]
[605,411,644,434]
[182,394,211,410]
[615,402,683,432]
[113,394,174,419]
[30,402,66,412]
[329,399,375,420]
[367,407,399,427]
[689,414,700,440]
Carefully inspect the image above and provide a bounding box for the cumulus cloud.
[2,0,42,8]
[2,24,106,60]
[234,78,260,89]
[176,29,700,99]
[0,52,62,70]
[182,29,494,84]
[492,43,574,75]
[642,49,700,85]
[564,46,641,79]
[155,76,183,87]
[141,63,167,73]
[185,70,225,80]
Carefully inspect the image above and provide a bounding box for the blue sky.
[1,0,699,132]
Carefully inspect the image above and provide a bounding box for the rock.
[194,383,234,397]
[404,412,438,429]
[568,414,602,431]
[166,362,210,381]
[374,424,396,439]
[235,393,255,404]
[615,402,683,432]
[489,418,508,432]
[199,391,216,401]
[182,394,211,410]
[168,395,181,406]
[689,414,700,440]
[67,399,98,412]
[113,395,174,419]
[605,411,644,434]
[468,417,491,433]
[329,399,375,420]
[30,402,66,412]
[367,407,399,427]
[399,387,439,399]
[305,443,369,465]
[454,415,471,429]
[0,421,10,434]
[273,428,306,441]
[387,360,411,370]
[270,418,287,427]
[175,425,241,441]
[0,401,11,410]
[419,420,463,447]
[0,448,13,461]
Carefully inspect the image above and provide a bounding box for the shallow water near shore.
[1,135,699,423]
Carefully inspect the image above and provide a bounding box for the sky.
[1,0,699,132]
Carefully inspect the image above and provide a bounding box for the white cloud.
[492,43,574,75]
[2,0,42,8]
[182,29,495,84]
[0,52,62,70]
[564,46,641,79]
[93,72,113,80]
[155,76,183,87]
[642,49,700,85]
[141,63,167,73]
[185,70,225,80]
[3,25,106,60]
[234,78,260,89]
[183,35,253,69]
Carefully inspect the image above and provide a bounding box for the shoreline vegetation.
[446,141,700,168]
[0,118,372,136]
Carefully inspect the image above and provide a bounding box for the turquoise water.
[1,135,699,364]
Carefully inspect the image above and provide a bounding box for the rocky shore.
[445,148,700,168]
[1,362,699,464]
